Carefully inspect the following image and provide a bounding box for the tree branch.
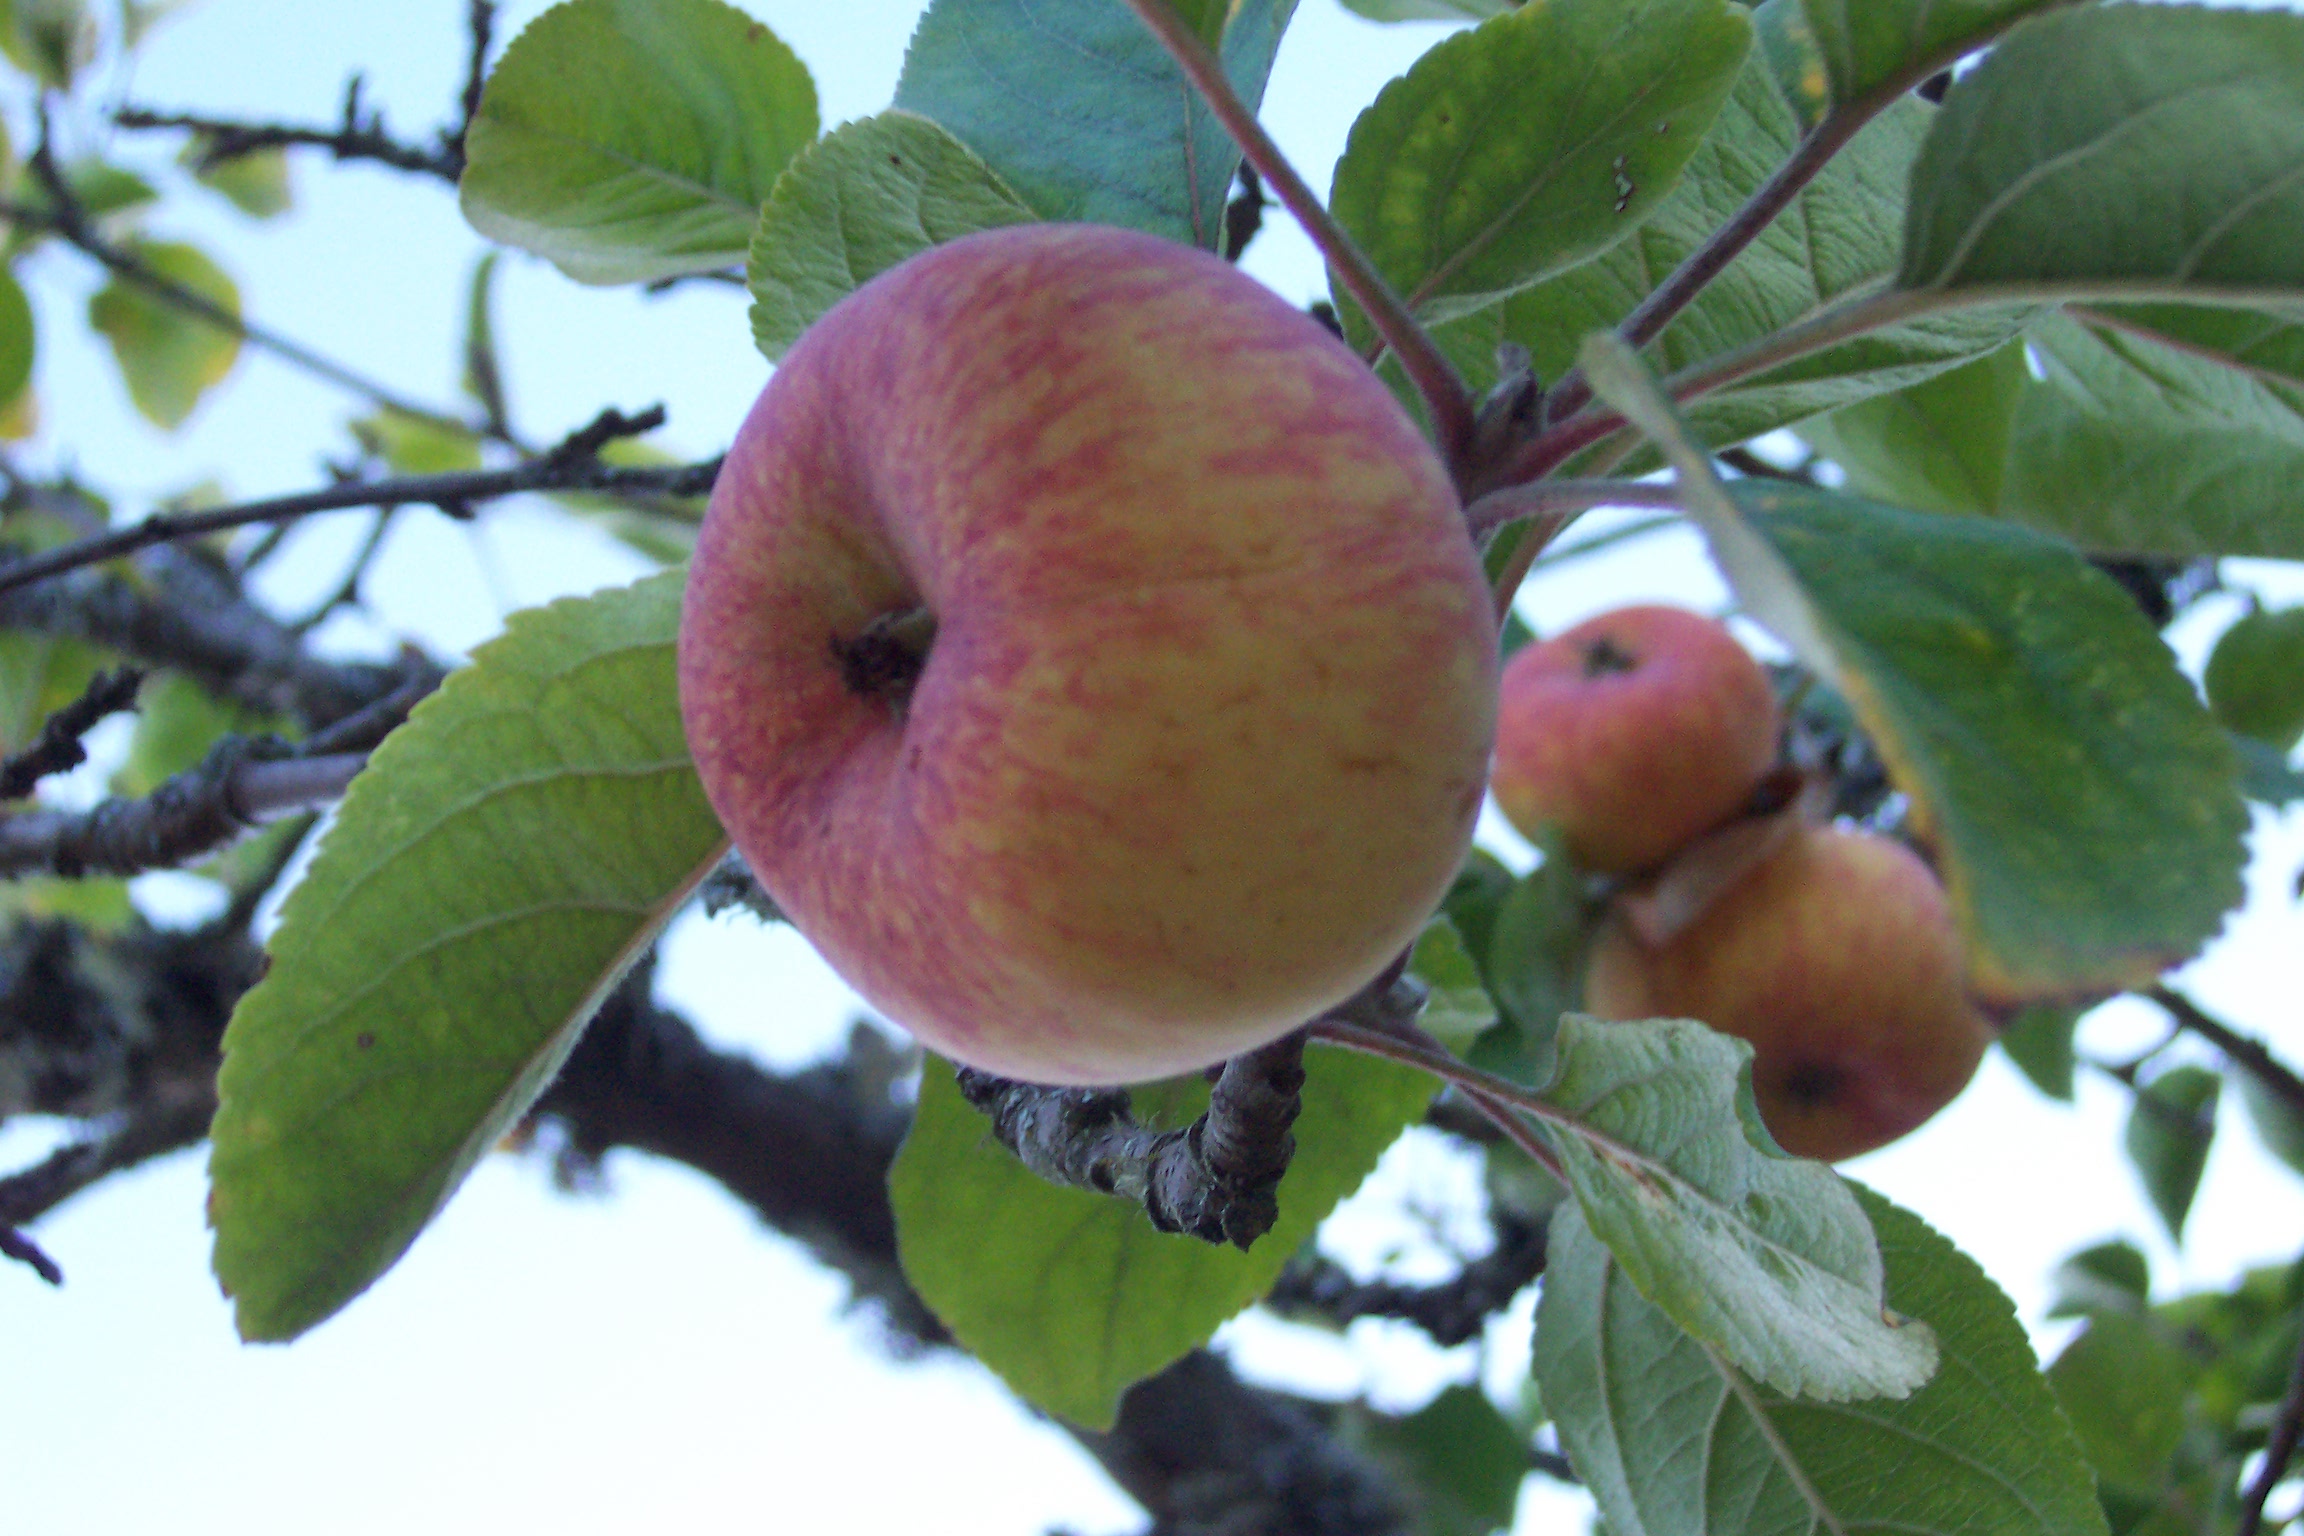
[1112,0,1477,475]
[0,407,718,601]
[0,666,144,800]
[1265,1207,1549,1347]
[957,1029,1310,1250]
[0,741,365,879]
[2237,1302,2304,1536]
[1,1223,62,1284]
[2150,987,2304,1125]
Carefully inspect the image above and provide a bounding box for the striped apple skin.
[680,224,1496,1085]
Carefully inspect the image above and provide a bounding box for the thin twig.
[451,1,498,169]
[114,100,458,182]
[0,1081,219,1229]
[2237,1306,2304,1536]
[0,666,144,800]
[1113,0,1478,473]
[0,408,717,601]
[1463,478,1681,545]
[1265,1208,1548,1346]
[1,1224,63,1284]
[12,125,486,439]
[2150,987,2304,1124]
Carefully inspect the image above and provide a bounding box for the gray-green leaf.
[747,111,1037,362]
[460,0,818,285]
[2123,1064,2220,1244]
[209,572,727,1341]
[1998,1005,2079,1103]
[1330,0,1748,328]
[2205,604,2304,753]
[889,1045,1431,1428]
[1419,30,2023,458]
[1537,1185,2108,1536]
[1536,1015,1939,1402]
[1902,7,2304,306]
[893,0,1295,250]
[1410,915,1499,1053]
[1798,0,2078,108]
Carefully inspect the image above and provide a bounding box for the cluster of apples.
[1493,606,1990,1161]
[678,223,1984,1162]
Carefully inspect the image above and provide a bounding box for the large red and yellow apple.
[1583,823,1990,1161]
[679,224,1498,1085]
[1491,605,1779,874]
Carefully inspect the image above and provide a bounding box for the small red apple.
[1491,605,1780,874]
[679,224,1499,1086]
[1582,823,1989,1161]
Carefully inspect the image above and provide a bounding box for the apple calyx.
[832,606,938,708]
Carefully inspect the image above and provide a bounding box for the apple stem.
[1114,0,1480,476]
[831,605,938,706]
[1308,1017,1569,1183]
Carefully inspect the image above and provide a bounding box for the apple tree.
[2,1,2303,1532]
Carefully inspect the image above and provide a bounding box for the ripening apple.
[1491,605,1780,874]
[678,223,1499,1086]
[1582,823,1990,1161]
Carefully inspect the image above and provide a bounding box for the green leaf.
[0,0,92,89]
[2048,1311,2202,1500]
[110,672,267,798]
[0,262,31,410]
[350,409,483,476]
[2231,733,2304,807]
[1410,915,1497,1053]
[0,873,135,930]
[185,141,292,219]
[2206,605,2304,753]
[1902,7,2304,307]
[1344,1386,1529,1536]
[1999,1005,2079,1103]
[209,571,727,1341]
[1797,341,2027,519]
[1166,0,1230,47]
[2123,1064,2221,1244]
[1581,334,2247,1004]
[0,629,102,761]
[893,0,1295,250]
[1422,30,2023,458]
[889,1046,1431,1428]
[1337,0,1512,21]
[1797,0,2075,108]
[87,239,241,429]
[1439,845,1516,964]
[462,251,507,427]
[2047,1239,2152,1319]
[1329,0,1748,327]
[2237,1071,2304,1180]
[1474,854,1588,1086]
[1997,315,2304,561]
[1535,1015,1939,1401]
[1747,484,2246,1003]
[746,111,1036,363]
[459,0,818,285]
[1538,1184,2107,1536]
